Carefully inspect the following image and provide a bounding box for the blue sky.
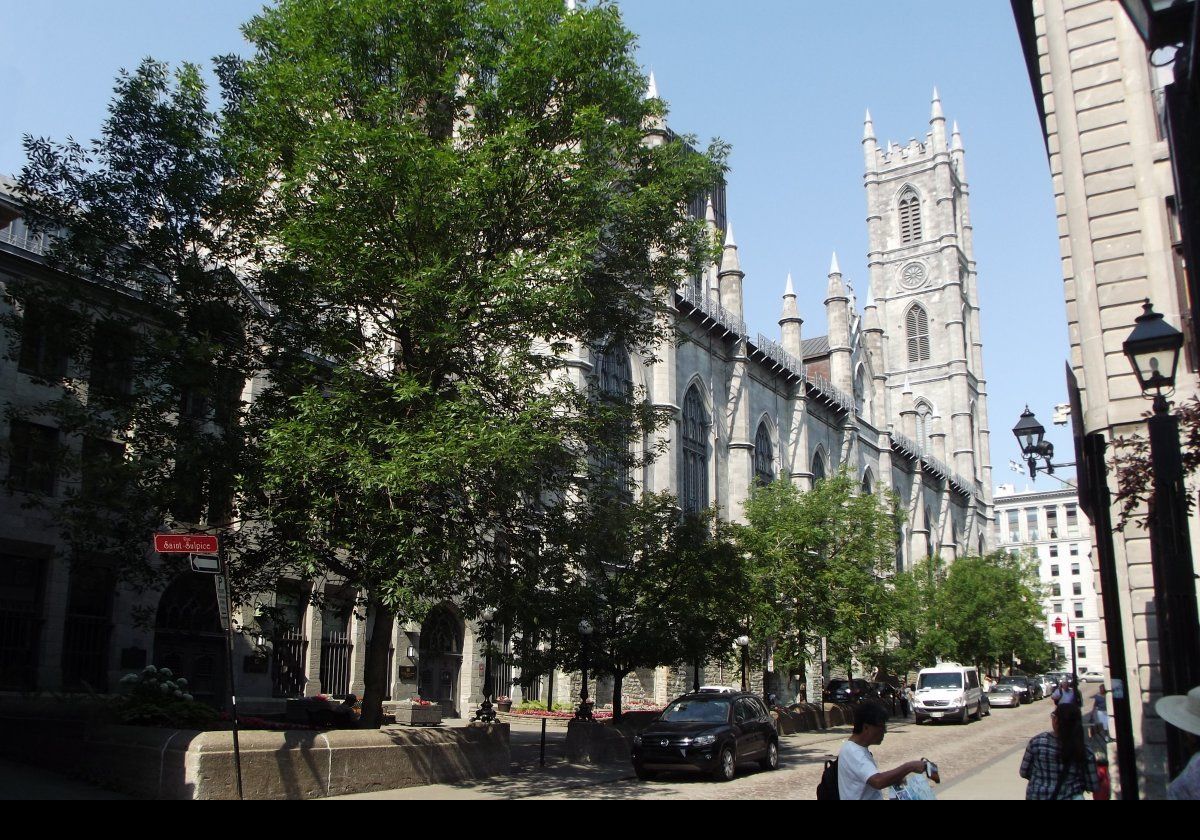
[0,0,1072,492]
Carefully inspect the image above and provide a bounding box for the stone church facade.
[0,92,994,714]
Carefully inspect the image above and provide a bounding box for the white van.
[913,663,985,724]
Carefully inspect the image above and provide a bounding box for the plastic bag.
[889,772,938,800]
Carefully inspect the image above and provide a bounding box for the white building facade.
[995,485,1102,676]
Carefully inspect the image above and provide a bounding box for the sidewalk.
[0,758,131,800]
[326,761,634,800]
[938,743,1027,800]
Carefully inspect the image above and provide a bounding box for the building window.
[1075,627,1085,639]
[1069,544,1080,557]
[1049,545,1059,558]
[915,401,933,455]
[1073,582,1082,596]
[7,421,59,495]
[89,322,135,399]
[17,300,70,380]
[899,189,922,244]
[1071,563,1080,576]
[681,385,709,514]
[753,423,775,486]
[1052,583,1061,597]
[1026,508,1039,542]
[1007,509,1019,542]
[1046,506,1059,538]
[812,451,827,484]
[592,342,633,497]
[62,563,115,692]
[1051,564,1059,577]
[1053,602,1062,614]
[861,471,874,495]
[906,305,931,364]
[1077,646,1087,659]
[1074,602,1084,619]
[82,438,126,499]
[0,554,45,690]
[1065,504,1080,537]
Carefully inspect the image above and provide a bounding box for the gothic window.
[753,422,775,486]
[915,401,933,456]
[854,366,868,419]
[899,189,923,244]
[593,343,633,497]
[861,470,874,495]
[925,506,936,560]
[895,521,906,573]
[906,304,931,364]
[681,385,709,514]
[811,450,827,484]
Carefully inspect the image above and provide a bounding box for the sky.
[0,0,1074,494]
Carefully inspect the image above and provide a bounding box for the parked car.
[1025,677,1044,700]
[824,679,872,704]
[986,684,1022,708]
[1078,669,1105,684]
[913,664,985,724]
[631,691,779,782]
[996,676,1033,704]
[1037,674,1058,696]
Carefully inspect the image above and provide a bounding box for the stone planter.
[394,704,442,726]
[496,701,512,713]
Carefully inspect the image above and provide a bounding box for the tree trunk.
[612,668,624,723]
[360,593,395,729]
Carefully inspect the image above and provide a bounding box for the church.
[0,90,993,715]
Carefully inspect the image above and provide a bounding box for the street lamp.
[1122,299,1200,778]
[1012,406,1074,479]
[473,607,497,723]
[736,635,750,692]
[575,618,594,721]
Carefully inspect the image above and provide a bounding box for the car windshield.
[660,698,730,724]
[988,685,1012,692]
[918,673,962,690]
[998,677,1024,685]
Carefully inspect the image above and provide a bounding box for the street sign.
[214,575,231,632]
[155,533,219,554]
[190,553,221,574]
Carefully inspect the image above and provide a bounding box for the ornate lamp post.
[1012,406,1074,478]
[736,635,750,692]
[575,619,594,721]
[1122,299,1200,777]
[473,607,497,723]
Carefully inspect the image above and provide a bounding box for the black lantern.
[1012,406,1046,457]
[1123,299,1184,397]
[1119,0,1197,49]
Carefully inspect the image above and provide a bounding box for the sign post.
[154,533,243,800]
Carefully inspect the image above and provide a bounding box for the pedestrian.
[899,683,909,719]
[1154,684,1200,800]
[1051,678,1077,706]
[838,702,937,800]
[1090,685,1111,742]
[1019,703,1099,799]
[1094,754,1111,801]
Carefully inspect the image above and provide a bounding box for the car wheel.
[634,764,655,781]
[914,714,926,725]
[983,700,991,717]
[713,745,736,782]
[759,739,779,771]
[970,702,981,721]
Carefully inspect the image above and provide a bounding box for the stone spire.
[862,278,882,333]
[863,109,878,172]
[825,251,845,300]
[705,197,720,301]
[718,223,744,320]
[930,86,947,152]
[642,70,667,143]
[825,252,852,392]
[780,272,803,358]
[645,70,659,101]
[951,120,967,179]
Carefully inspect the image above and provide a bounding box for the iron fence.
[62,615,111,692]
[0,609,40,690]
[272,629,308,698]
[320,631,353,698]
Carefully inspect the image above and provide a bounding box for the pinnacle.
[829,251,841,276]
[724,222,736,249]
[931,86,944,121]
[784,272,795,297]
[705,195,717,227]
[952,120,963,151]
[646,70,659,100]
[863,109,875,141]
[720,223,741,274]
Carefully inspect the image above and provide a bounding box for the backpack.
[817,757,840,801]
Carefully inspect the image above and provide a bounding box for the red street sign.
[155,533,219,554]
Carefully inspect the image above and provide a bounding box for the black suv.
[631,690,779,782]
[824,679,872,704]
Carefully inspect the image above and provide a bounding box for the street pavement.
[331,693,1068,800]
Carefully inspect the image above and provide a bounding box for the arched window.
[896,520,906,573]
[811,450,827,484]
[915,401,933,456]
[753,422,775,486]
[906,304,931,364]
[593,343,633,497]
[854,366,867,419]
[899,189,922,244]
[925,506,936,560]
[861,470,874,495]
[681,385,709,514]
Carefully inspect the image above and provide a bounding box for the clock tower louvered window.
[906,305,931,364]
[899,190,922,244]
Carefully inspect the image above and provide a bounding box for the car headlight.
[692,734,717,746]
[632,734,642,746]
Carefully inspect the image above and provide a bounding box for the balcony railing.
[806,372,855,415]
[678,283,747,340]
[754,334,805,380]
[0,218,48,256]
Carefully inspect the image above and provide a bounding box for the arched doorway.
[418,603,464,718]
[154,573,227,708]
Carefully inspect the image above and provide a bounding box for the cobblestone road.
[529,697,1057,800]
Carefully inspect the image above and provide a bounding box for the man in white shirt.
[838,703,935,800]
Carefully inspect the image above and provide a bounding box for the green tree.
[10,58,265,594]
[229,0,725,726]
[739,471,900,692]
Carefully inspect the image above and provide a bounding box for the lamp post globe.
[736,635,750,692]
[1012,406,1045,456]
[1123,299,1184,407]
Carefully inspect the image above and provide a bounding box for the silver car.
[986,685,1021,708]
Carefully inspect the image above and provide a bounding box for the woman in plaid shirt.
[1020,703,1099,799]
